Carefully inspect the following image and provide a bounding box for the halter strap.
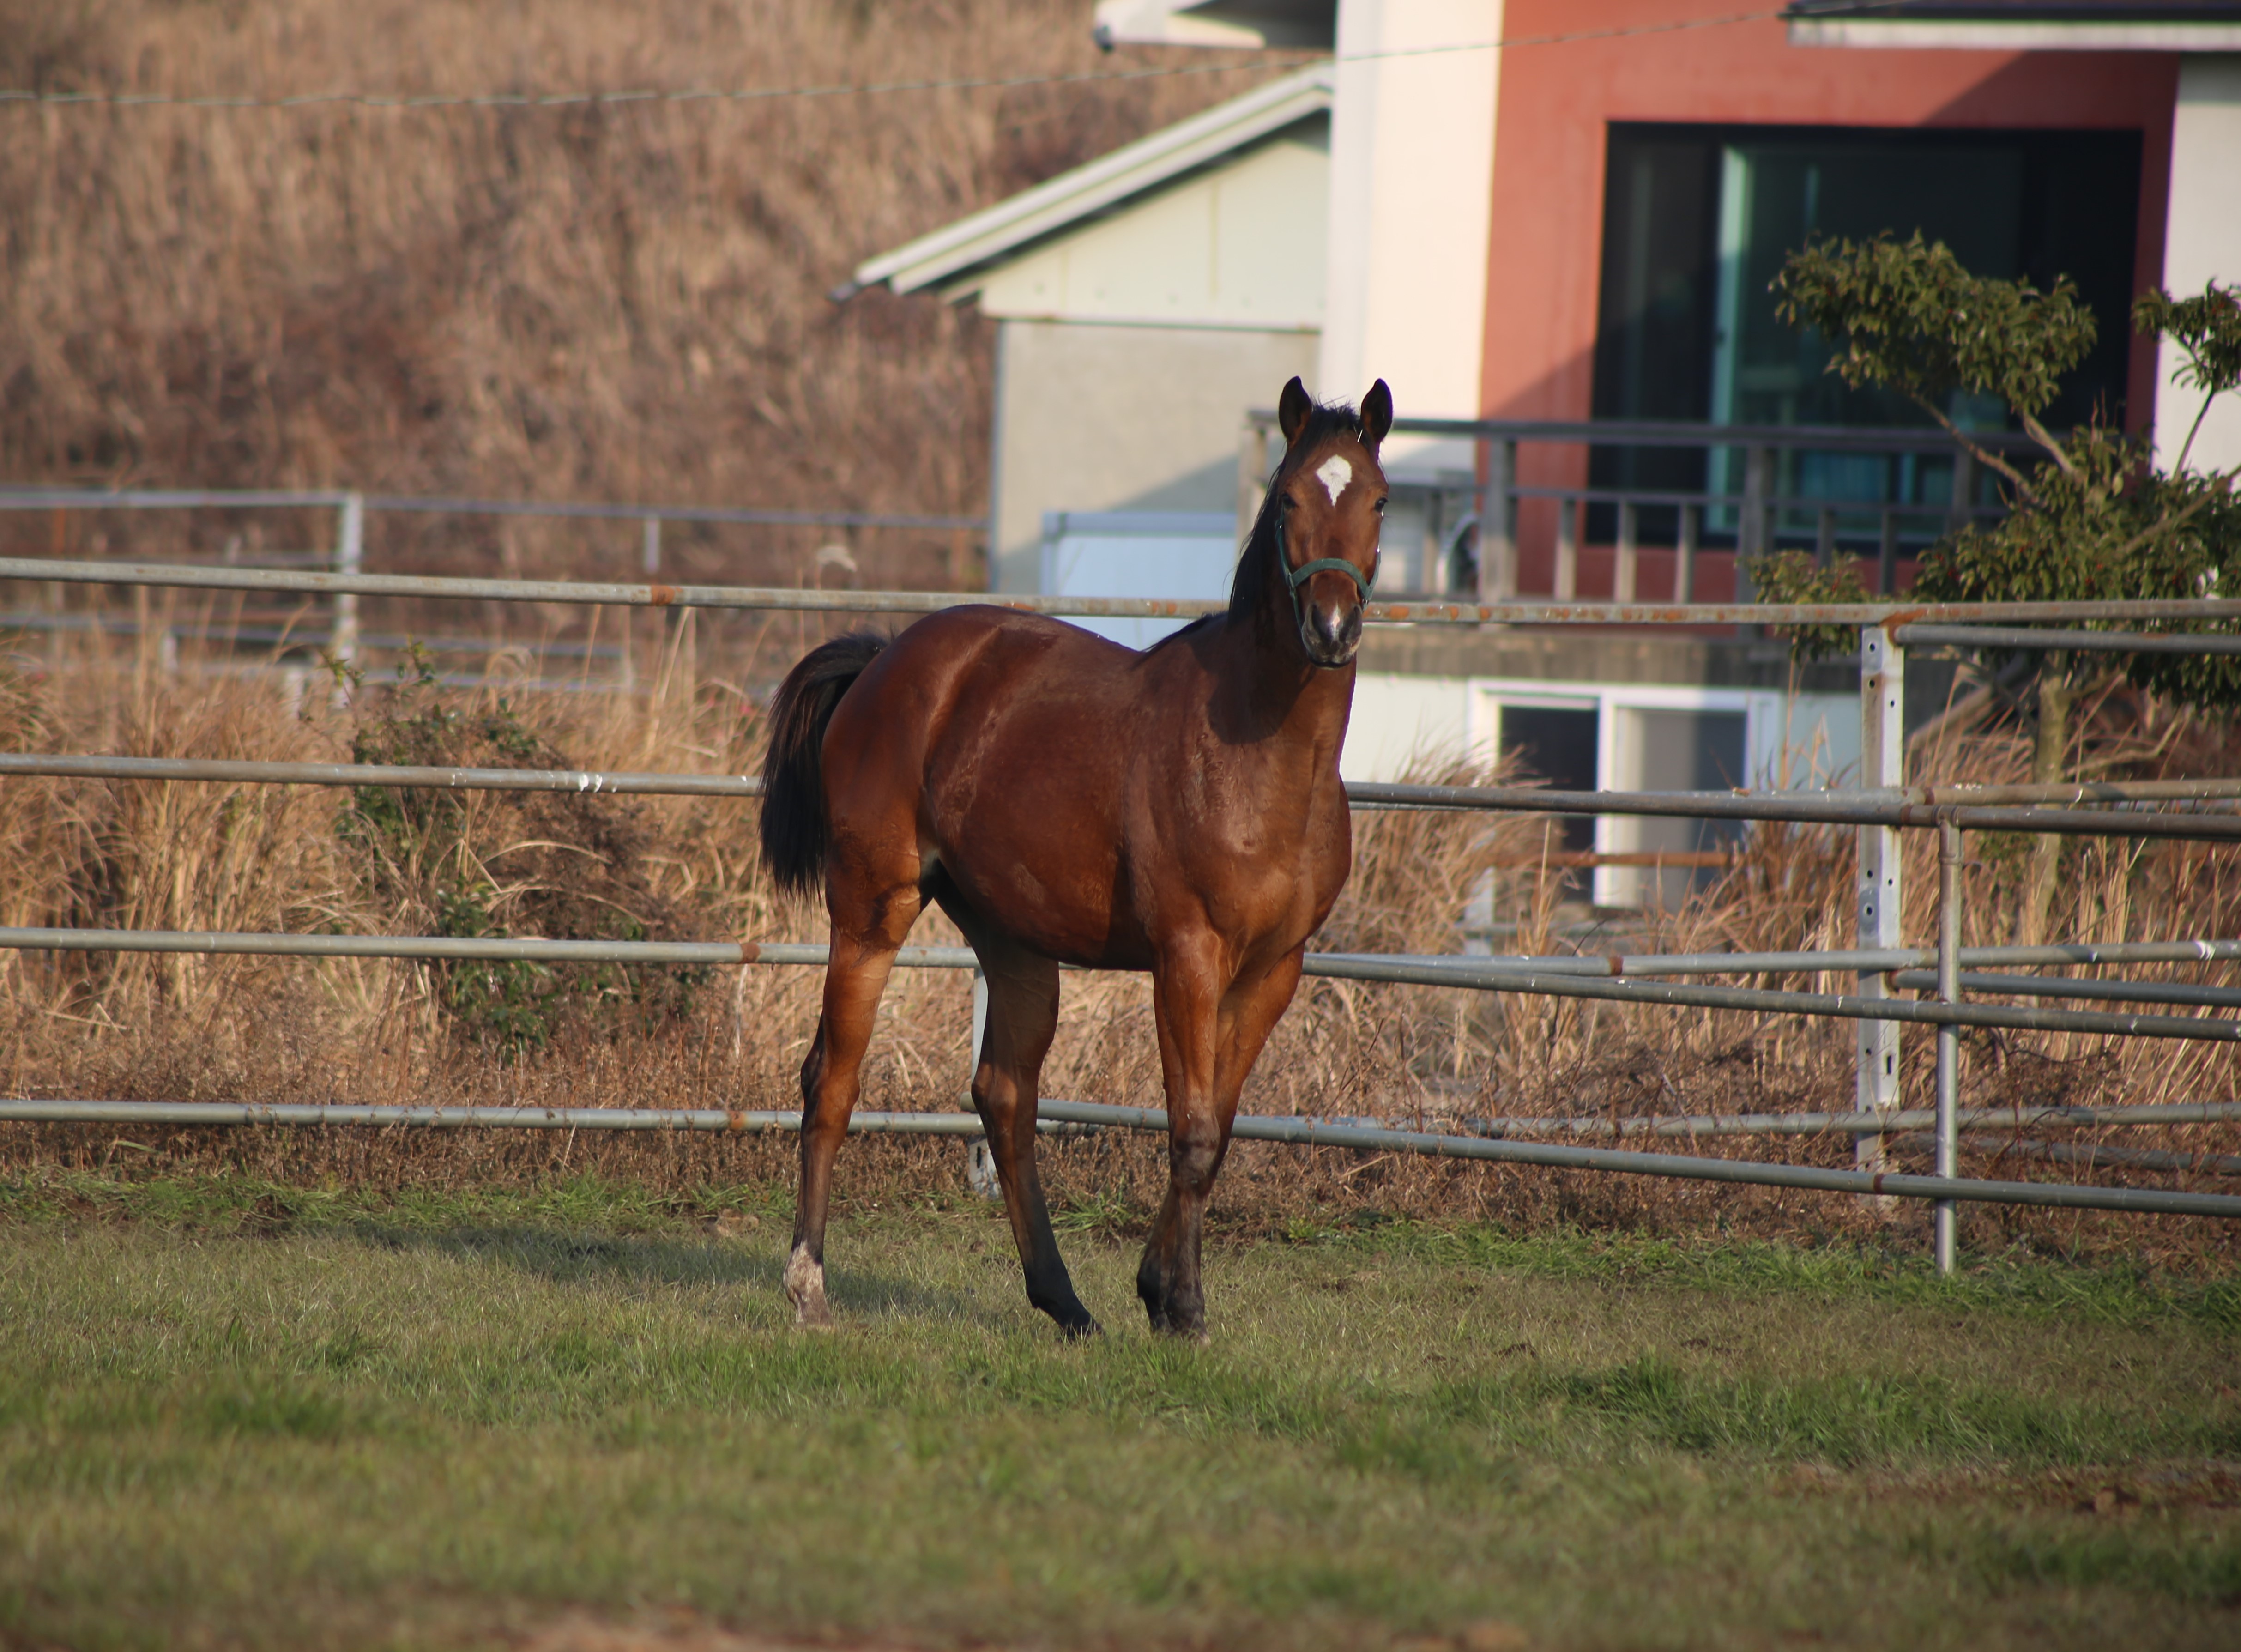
[1284,556,1371,598]
[1275,516,1376,599]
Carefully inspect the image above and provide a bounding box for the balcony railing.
[1240,413,2047,604]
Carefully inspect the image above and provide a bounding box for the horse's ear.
[1359,379,1393,450]
[1277,376,1312,448]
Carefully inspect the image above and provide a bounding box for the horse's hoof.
[1142,1304,1207,1343]
[1059,1315,1103,1342]
[784,1244,833,1328]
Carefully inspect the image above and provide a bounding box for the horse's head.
[1268,375,1391,669]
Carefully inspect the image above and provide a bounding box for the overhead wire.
[0,6,1897,115]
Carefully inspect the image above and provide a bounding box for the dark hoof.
[1058,1315,1104,1342]
[1140,1301,1207,1342]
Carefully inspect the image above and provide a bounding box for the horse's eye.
[1374,497,1389,515]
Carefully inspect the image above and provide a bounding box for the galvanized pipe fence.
[7,1095,2233,1222]
[7,543,2241,1264]
[0,485,987,682]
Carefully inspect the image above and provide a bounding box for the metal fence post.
[1482,438,1516,599]
[331,492,362,704]
[1856,624,1905,1178]
[1936,816,1962,1274]
[1676,502,1698,603]
[1739,446,1771,593]
[1554,496,1578,601]
[1947,447,1976,534]
[1614,500,1638,603]
[332,493,363,663]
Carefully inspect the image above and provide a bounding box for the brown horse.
[758,376,1390,1338]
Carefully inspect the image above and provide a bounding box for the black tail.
[758,631,890,896]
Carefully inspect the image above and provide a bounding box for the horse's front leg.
[1132,935,1236,1335]
[1138,944,1308,1338]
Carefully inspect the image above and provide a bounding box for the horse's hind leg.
[964,932,1097,1337]
[787,871,919,1328]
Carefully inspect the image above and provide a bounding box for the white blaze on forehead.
[1314,454,1353,505]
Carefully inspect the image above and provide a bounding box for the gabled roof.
[847,63,1333,299]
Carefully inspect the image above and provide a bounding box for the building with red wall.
[1477,0,2211,598]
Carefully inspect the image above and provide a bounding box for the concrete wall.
[987,321,1318,593]
[2156,54,2241,477]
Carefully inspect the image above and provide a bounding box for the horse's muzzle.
[1299,597,1364,668]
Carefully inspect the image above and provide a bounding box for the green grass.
[2,1170,2237,1650]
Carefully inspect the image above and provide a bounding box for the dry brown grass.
[0,0,1304,588]
[3,623,2239,1273]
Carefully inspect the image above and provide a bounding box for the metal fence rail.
[6,1097,2235,1222]
[0,484,981,533]
[13,551,2241,1262]
[8,927,2240,1044]
[14,553,2241,629]
[12,753,2241,828]
[1347,781,2241,840]
[1897,624,2241,657]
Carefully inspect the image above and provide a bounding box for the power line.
[0,7,1840,115]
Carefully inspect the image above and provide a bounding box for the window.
[1475,681,1860,909]
[1590,124,2144,535]
[1498,702,1599,855]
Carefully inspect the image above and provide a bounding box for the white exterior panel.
[1320,0,1503,464]
[975,124,1328,331]
[2156,55,2241,478]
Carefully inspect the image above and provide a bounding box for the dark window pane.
[1501,706,1598,855]
[1590,124,2143,543]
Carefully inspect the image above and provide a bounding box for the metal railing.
[12,553,2241,629]
[0,485,988,674]
[6,553,2241,1267]
[3,1095,2233,1222]
[1240,413,2047,603]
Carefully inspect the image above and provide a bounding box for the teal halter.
[1284,555,1372,599]
[1276,514,1376,647]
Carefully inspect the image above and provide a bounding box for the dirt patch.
[515,1609,926,1652]
[1771,1462,2241,1513]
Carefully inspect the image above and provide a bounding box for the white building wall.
[975,122,1328,330]
[987,321,1319,592]
[1320,0,1503,455]
[1344,671,1477,780]
[2156,54,2241,478]
[1344,672,1858,787]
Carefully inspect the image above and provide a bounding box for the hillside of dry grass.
[0,0,1301,586]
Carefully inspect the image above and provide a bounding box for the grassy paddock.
[3,1170,2237,1651]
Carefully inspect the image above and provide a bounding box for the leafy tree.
[1748,233,2241,938]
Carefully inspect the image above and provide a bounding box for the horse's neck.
[1209,562,1354,766]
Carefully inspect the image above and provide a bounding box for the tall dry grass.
[3,625,2238,1268]
[0,0,1302,588]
